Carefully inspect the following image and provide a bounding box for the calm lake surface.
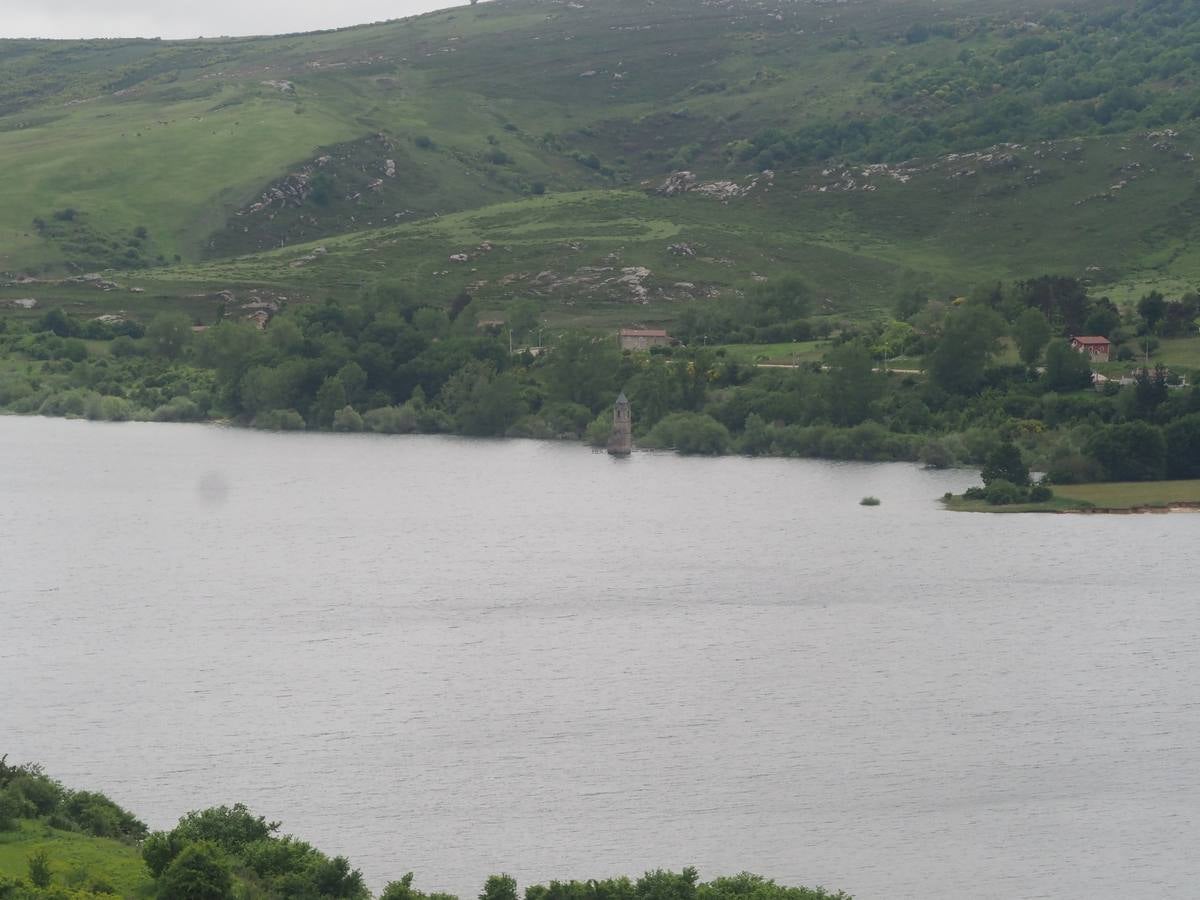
[2,416,1197,899]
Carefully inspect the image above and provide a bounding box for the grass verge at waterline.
[944,479,1200,513]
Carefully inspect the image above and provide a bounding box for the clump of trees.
[0,756,146,840]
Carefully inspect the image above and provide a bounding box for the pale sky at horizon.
[1,0,473,40]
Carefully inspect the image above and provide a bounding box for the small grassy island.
[0,758,849,900]
[945,479,1200,513]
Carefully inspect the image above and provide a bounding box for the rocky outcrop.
[654,169,773,201]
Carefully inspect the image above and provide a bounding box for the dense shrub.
[643,412,731,455]
[364,404,418,434]
[253,409,306,431]
[332,405,364,432]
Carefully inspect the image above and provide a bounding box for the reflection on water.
[2,417,1197,900]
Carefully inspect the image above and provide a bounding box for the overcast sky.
[2,0,467,40]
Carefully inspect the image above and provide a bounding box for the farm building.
[1069,335,1112,362]
[618,328,672,351]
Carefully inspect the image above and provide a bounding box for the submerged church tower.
[607,392,632,457]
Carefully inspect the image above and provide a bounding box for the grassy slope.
[5,0,1200,328]
[0,820,152,896]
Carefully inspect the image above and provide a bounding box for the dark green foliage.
[644,413,731,454]
[1042,341,1093,392]
[1133,365,1169,419]
[0,757,144,840]
[480,875,518,900]
[545,332,620,411]
[1029,483,1054,502]
[380,872,458,900]
[697,871,848,900]
[26,851,51,889]
[35,308,80,338]
[928,305,1003,395]
[156,842,234,900]
[1015,276,1092,335]
[981,441,1030,487]
[61,791,148,841]
[1137,290,1167,333]
[146,313,193,360]
[169,804,278,857]
[745,278,811,326]
[825,340,883,426]
[1012,308,1051,367]
[1164,413,1200,479]
[143,803,367,900]
[1085,421,1167,481]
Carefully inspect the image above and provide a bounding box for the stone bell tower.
[607,392,632,457]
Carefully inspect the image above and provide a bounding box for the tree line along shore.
[0,757,848,900]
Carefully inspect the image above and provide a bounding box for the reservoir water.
[2,416,1197,899]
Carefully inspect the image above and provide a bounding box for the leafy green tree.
[1085,421,1167,481]
[1012,307,1051,366]
[332,405,364,432]
[381,873,424,900]
[625,358,679,429]
[1015,276,1091,334]
[337,361,368,404]
[146,312,194,359]
[745,277,811,325]
[545,332,620,410]
[636,868,699,900]
[1046,338,1094,391]
[928,305,1003,394]
[1133,365,1168,419]
[144,831,187,878]
[239,362,311,417]
[311,376,348,428]
[169,804,278,856]
[310,854,368,898]
[980,441,1030,486]
[506,300,541,344]
[61,790,148,839]
[1165,412,1200,478]
[1137,290,1167,333]
[156,842,234,900]
[35,308,80,338]
[480,874,518,900]
[452,369,528,436]
[1083,298,1121,337]
[27,850,51,889]
[643,412,731,454]
[825,340,883,425]
[1042,340,1093,391]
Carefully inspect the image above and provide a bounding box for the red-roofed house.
[1070,335,1112,362]
[619,328,672,351]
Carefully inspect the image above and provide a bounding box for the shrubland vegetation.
[0,759,848,900]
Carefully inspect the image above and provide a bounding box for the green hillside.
[4,0,1200,328]
[0,821,152,897]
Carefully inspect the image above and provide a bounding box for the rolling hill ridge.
[3,0,1200,327]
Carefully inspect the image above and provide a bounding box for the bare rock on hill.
[656,169,773,201]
